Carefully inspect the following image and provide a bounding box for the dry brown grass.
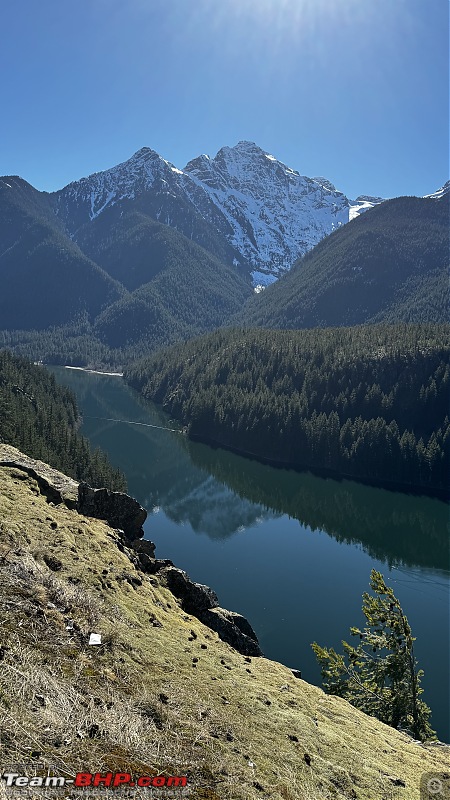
[0,462,448,800]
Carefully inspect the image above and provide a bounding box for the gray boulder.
[78,483,147,539]
[160,566,219,613]
[199,607,262,657]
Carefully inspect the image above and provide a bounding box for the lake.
[51,366,450,742]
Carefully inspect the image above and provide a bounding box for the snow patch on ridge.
[348,195,386,221]
[90,189,115,220]
[423,181,450,201]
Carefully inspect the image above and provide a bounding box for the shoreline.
[188,431,450,503]
[64,365,124,377]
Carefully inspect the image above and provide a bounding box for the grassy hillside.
[240,196,449,329]
[0,448,447,799]
[125,324,450,496]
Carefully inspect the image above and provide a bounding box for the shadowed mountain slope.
[240,196,449,328]
[0,177,124,330]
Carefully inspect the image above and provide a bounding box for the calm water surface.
[51,367,450,741]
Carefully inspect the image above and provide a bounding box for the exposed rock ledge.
[0,444,79,507]
[0,444,262,657]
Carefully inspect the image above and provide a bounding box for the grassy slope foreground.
[125,324,450,496]
[0,446,448,800]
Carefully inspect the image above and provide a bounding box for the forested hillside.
[0,351,125,489]
[0,175,252,366]
[240,196,449,329]
[0,177,124,330]
[92,225,252,349]
[1,174,447,370]
[125,325,450,496]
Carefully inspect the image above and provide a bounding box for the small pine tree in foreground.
[312,569,435,741]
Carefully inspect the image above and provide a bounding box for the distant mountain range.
[52,141,386,286]
[0,142,447,360]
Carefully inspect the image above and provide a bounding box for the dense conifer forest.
[125,324,450,496]
[0,350,126,490]
[0,177,252,367]
[239,196,449,329]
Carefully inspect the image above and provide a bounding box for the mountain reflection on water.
[184,439,449,570]
[53,367,448,571]
[50,367,449,742]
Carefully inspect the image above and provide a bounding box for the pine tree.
[312,569,435,741]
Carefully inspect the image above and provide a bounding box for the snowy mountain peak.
[56,146,185,228]
[127,146,167,166]
[312,177,340,193]
[131,145,157,158]
[182,142,351,279]
[213,141,300,182]
[220,140,267,157]
[54,141,391,283]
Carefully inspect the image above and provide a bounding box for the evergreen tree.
[312,569,435,742]
[0,350,126,491]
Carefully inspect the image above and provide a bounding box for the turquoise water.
[52,367,450,741]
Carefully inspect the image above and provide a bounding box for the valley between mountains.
[1,142,447,366]
[0,142,449,797]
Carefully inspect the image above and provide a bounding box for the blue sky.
[1,0,448,199]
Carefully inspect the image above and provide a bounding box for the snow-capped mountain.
[1,147,446,344]
[182,142,350,284]
[6,143,447,296]
[55,142,371,286]
[348,195,385,221]
[56,147,193,231]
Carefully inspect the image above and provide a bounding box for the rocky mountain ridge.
[53,141,378,285]
[2,146,447,294]
[0,146,447,364]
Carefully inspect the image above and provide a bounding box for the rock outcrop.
[77,482,147,540]
[198,607,262,657]
[0,445,262,658]
[0,444,78,507]
[158,566,262,656]
[160,566,219,614]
